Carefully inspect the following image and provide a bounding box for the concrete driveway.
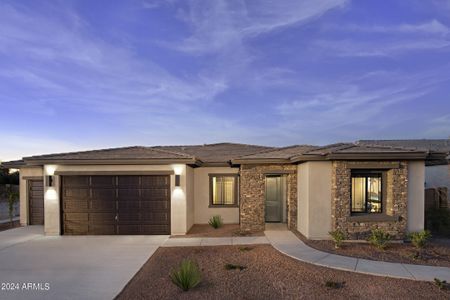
[0,226,168,300]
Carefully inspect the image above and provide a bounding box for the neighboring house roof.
[154,143,273,164]
[358,139,450,153]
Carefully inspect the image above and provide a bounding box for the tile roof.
[303,143,422,155]
[23,146,194,161]
[236,145,318,160]
[154,143,273,163]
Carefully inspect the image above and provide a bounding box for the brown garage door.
[29,179,44,225]
[62,175,170,235]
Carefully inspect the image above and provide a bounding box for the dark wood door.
[62,175,170,235]
[29,179,44,225]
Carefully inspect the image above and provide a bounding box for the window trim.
[208,173,239,208]
[350,170,383,215]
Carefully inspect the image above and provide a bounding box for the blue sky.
[1,0,450,161]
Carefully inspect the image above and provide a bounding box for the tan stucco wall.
[186,165,195,231]
[408,161,425,232]
[193,167,240,224]
[43,164,191,235]
[297,161,332,240]
[19,167,43,226]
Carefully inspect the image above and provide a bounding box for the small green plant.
[239,246,253,252]
[224,263,246,271]
[329,229,346,249]
[408,230,432,249]
[208,215,223,229]
[325,281,345,289]
[434,278,448,290]
[368,229,391,250]
[169,259,201,291]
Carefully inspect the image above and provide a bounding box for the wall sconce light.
[175,174,181,187]
[46,175,54,187]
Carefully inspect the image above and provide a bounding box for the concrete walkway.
[265,230,450,282]
[162,235,270,247]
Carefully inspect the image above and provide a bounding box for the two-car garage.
[61,175,171,235]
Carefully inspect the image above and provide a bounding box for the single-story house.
[2,142,446,240]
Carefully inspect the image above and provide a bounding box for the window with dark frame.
[351,171,382,214]
[209,174,238,206]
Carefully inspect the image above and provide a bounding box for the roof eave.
[231,158,292,164]
[1,160,26,169]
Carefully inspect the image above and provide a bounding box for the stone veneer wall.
[331,161,408,240]
[240,164,297,232]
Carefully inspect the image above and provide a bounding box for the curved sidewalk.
[265,230,450,282]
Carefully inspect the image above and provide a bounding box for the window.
[351,171,382,214]
[209,174,238,206]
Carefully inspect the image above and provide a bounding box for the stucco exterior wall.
[186,165,195,231]
[19,166,43,226]
[296,162,332,240]
[193,167,239,224]
[42,164,190,235]
[407,161,425,232]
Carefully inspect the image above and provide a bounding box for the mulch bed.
[0,220,20,232]
[116,245,450,300]
[171,224,264,238]
[294,231,450,267]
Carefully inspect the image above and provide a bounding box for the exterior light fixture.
[46,175,54,187]
[175,174,181,187]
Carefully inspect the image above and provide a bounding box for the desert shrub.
[238,246,253,252]
[208,215,223,229]
[408,230,432,249]
[434,278,448,290]
[426,208,450,236]
[169,259,201,291]
[325,281,345,289]
[329,229,346,249]
[368,229,391,250]
[224,263,246,271]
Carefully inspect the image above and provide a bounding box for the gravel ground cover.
[171,224,264,238]
[294,231,450,267]
[116,245,450,300]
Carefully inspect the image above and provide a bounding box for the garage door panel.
[90,199,116,211]
[118,201,140,211]
[64,176,89,187]
[141,201,169,210]
[62,175,170,235]
[91,188,116,199]
[91,176,115,187]
[64,200,90,212]
[141,176,169,187]
[29,180,44,225]
[141,188,169,199]
[64,188,89,198]
[89,213,116,225]
[118,176,140,187]
[117,189,139,199]
[89,225,116,235]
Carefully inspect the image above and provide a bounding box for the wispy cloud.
[333,19,449,35]
[172,0,348,54]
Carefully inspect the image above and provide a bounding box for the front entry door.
[265,175,282,222]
